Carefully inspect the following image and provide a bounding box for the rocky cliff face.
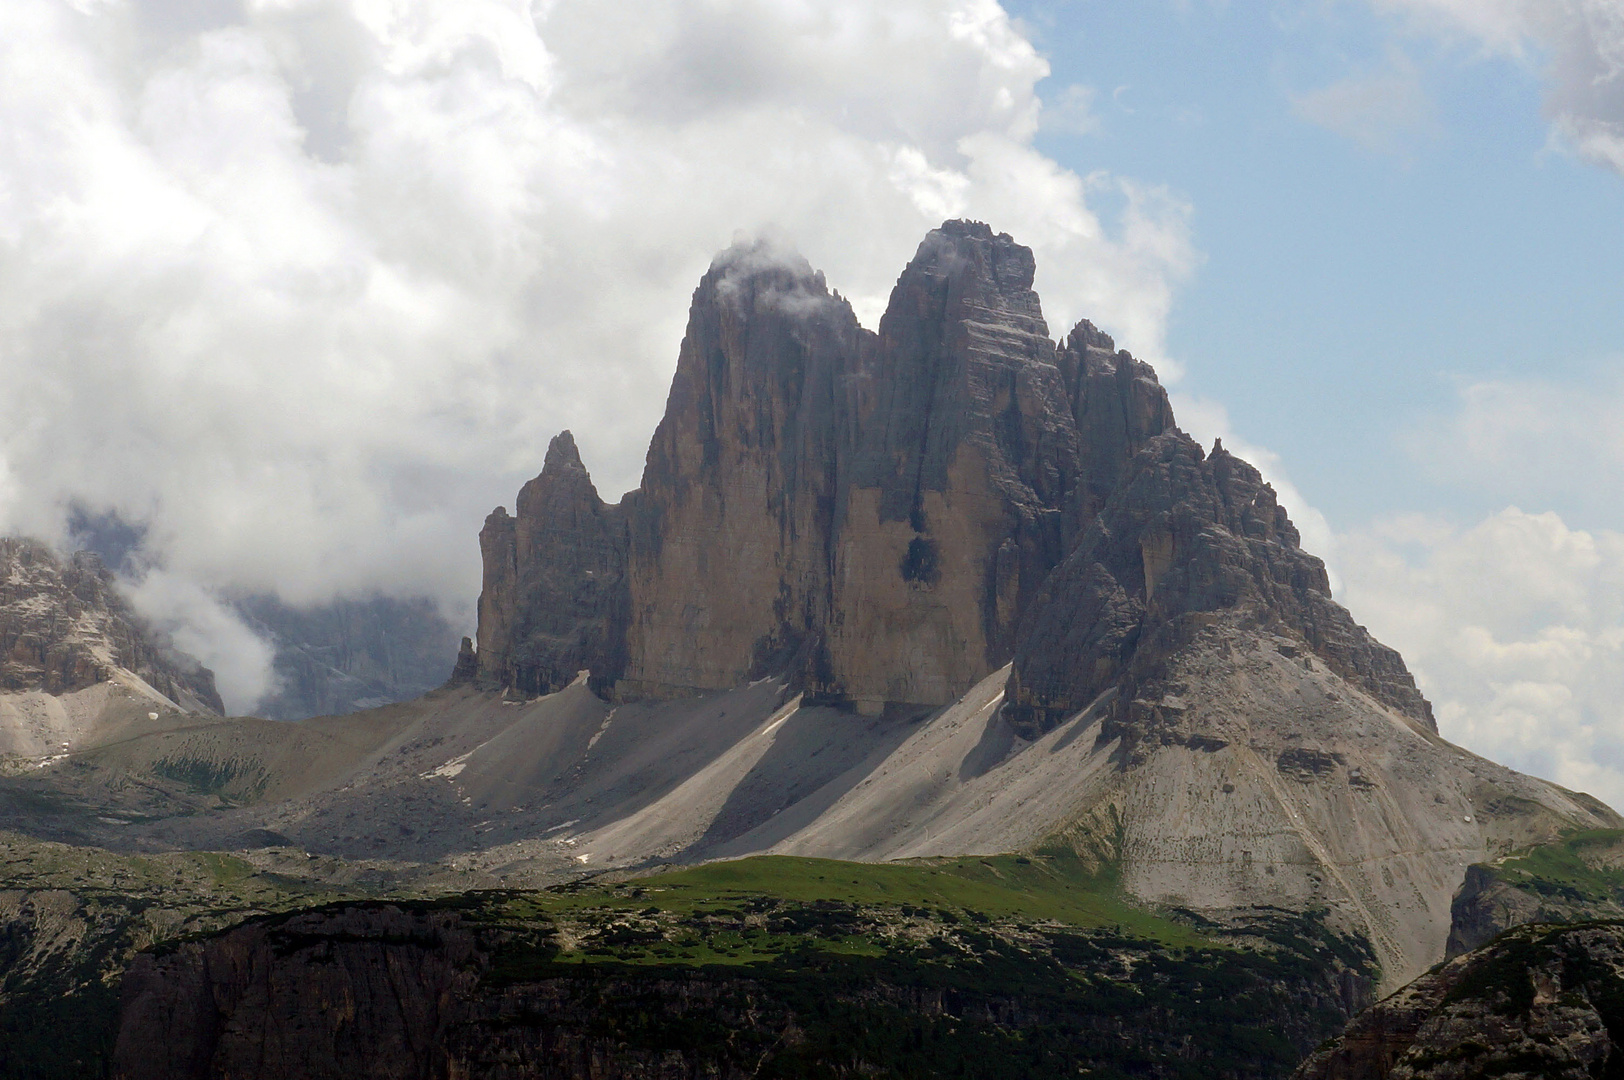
[478,222,1180,711]
[1444,830,1624,957]
[477,431,629,697]
[1294,921,1624,1079]
[236,594,462,720]
[1004,431,1433,742]
[617,242,862,700]
[817,221,1080,709]
[1055,319,1175,535]
[109,893,1369,1080]
[473,216,1433,730]
[0,538,221,714]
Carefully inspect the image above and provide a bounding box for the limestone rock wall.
[1056,319,1175,536]
[820,220,1080,709]
[1294,922,1624,1079]
[0,537,222,713]
[234,594,462,720]
[617,242,863,699]
[474,219,1434,729]
[479,222,1119,709]
[476,432,629,697]
[1006,432,1433,742]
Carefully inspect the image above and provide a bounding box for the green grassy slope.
[1490,829,1624,904]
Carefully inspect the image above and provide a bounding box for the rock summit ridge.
[475,221,1429,731]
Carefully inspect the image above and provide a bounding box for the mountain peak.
[541,429,584,472]
[0,536,224,728]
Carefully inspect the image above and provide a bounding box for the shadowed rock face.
[1056,319,1176,536]
[109,899,1368,1080]
[477,431,629,697]
[236,594,462,720]
[0,537,222,713]
[1294,922,1624,1080]
[1005,432,1434,744]
[618,241,864,700]
[818,221,1080,709]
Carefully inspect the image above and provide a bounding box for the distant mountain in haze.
[65,507,462,721]
[235,594,462,721]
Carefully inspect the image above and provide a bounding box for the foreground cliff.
[108,859,1373,1080]
[1295,920,1624,1079]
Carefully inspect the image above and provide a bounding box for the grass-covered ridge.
[1490,829,1624,904]
[615,853,1205,946]
[204,857,1376,1079]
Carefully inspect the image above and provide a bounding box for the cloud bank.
[1401,372,1624,529]
[1291,48,1439,155]
[1341,507,1624,809]
[1374,0,1624,173]
[0,0,1195,709]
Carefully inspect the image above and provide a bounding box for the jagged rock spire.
[473,221,1435,735]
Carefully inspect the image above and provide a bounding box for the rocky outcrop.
[0,538,221,713]
[1294,921,1624,1079]
[1004,432,1434,742]
[1446,831,1624,957]
[614,222,1088,708]
[1055,319,1175,536]
[476,431,629,697]
[478,222,1175,711]
[1447,864,1554,957]
[817,221,1081,709]
[110,897,1367,1080]
[615,241,862,700]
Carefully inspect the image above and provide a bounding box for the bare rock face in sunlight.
[814,220,1080,710]
[0,537,222,715]
[479,221,1156,711]
[615,241,863,701]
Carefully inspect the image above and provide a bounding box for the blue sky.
[1016,0,1624,531]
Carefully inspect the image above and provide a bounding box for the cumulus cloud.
[1339,507,1624,809]
[1292,49,1439,154]
[1399,370,1624,530]
[1039,83,1101,136]
[123,568,280,713]
[1373,0,1624,174]
[0,0,1196,708]
[1338,367,1624,807]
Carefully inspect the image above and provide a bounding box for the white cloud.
[122,568,280,713]
[1339,507,1624,809]
[1400,369,1624,529]
[1339,366,1624,808]
[1373,0,1624,175]
[1292,49,1439,154]
[1040,83,1101,135]
[0,0,1196,708]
